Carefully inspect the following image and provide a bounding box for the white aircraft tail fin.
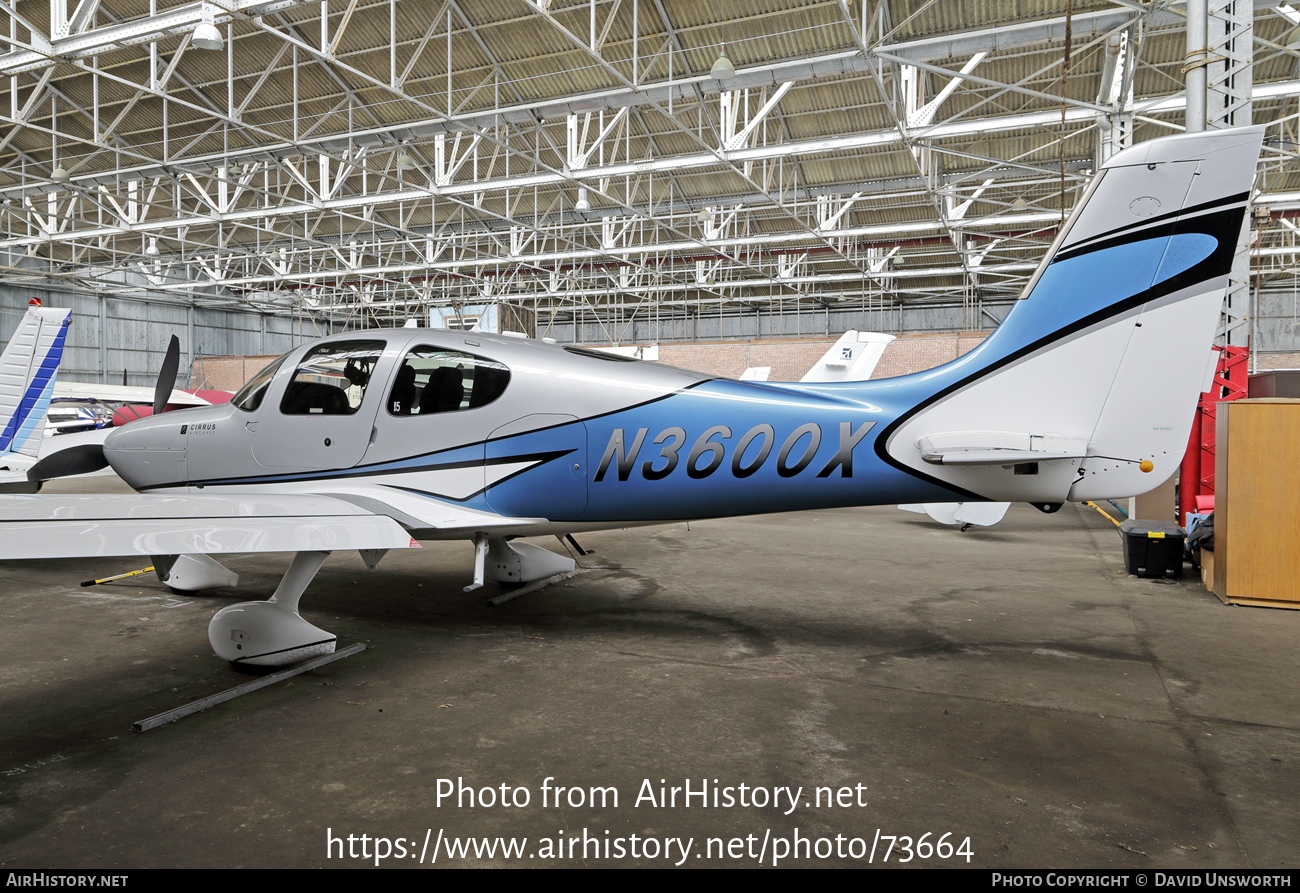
[0,306,72,458]
[801,330,895,382]
[882,125,1265,506]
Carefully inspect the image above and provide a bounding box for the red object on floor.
[1178,346,1248,522]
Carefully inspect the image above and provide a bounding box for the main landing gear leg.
[557,534,594,556]
[464,532,489,592]
[208,551,336,669]
[463,536,576,591]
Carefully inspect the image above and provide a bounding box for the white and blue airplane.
[0,125,1263,668]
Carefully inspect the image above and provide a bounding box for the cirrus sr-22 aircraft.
[0,125,1264,669]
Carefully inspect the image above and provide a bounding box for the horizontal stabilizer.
[898,502,1011,526]
[923,450,1089,467]
[917,431,1087,466]
[954,502,1011,526]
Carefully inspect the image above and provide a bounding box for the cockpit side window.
[280,341,385,415]
[231,352,290,412]
[388,346,510,416]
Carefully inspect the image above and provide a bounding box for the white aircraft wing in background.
[593,344,660,361]
[52,382,212,407]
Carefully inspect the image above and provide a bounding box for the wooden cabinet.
[1212,398,1300,608]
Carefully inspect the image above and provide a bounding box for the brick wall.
[871,332,989,380]
[656,340,839,381]
[657,331,989,381]
[191,331,992,392]
[190,355,279,393]
[1254,351,1300,371]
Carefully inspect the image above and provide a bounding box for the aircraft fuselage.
[102,329,977,534]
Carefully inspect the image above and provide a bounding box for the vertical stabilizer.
[0,306,72,458]
[879,126,1264,505]
[801,331,896,382]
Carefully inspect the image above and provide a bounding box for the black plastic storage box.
[1118,520,1186,579]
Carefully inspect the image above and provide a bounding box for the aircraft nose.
[104,412,188,451]
[103,414,189,489]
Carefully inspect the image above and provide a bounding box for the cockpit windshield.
[231,351,291,412]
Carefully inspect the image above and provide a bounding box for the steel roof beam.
[0,0,323,75]
[12,73,1297,245]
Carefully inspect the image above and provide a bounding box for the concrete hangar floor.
[0,475,1295,870]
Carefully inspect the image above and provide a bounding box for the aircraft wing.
[0,493,418,559]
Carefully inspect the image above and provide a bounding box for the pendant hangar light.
[50,96,68,182]
[192,4,224,51]
[711,46,736,79]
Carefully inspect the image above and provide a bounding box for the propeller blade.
[154,335,180,416]
[26,444,109,482]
